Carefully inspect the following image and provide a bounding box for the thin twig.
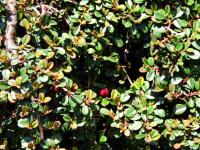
[122,67,133,86]
[165,27,179,35]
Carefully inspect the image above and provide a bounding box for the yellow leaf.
[43,97,52,103]
[73,36,85,45]
[46,51,55,59]
[43,35,54,47]
[63,66,72,73]
[16,76,23,86]
[0,55,8,63]
[20,18,30,30]
[39,93,45,101]
[124,129,130,137]
[35,50,43,58]
[57,70,64,80]
[31,119,39,128]
[111,89,120,100]
[86,90,96,100]
[47,62,54,70]
[70,121,77,129]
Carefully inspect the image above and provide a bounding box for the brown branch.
[5,0,17,53]
[40,3,58,16]
[173,91,199,100]
[37,114,44,141]
[169,53,180,74]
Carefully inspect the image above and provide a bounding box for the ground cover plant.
[0,0,200,149]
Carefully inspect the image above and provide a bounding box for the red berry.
[99,88,109,97]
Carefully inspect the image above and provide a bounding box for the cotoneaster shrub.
[0,0,200,149]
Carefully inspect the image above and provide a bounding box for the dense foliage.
[0,0,200,149]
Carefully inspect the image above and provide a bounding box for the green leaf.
[115,38,124,48]
[103,52,119,63]
[20,68,26,76]
[187,49,200,60]
[66,78,73,88]
[46,134,62,145]
[146,70,155,81]
[2,69,10,80]
[173,19,183,29]
[154,109,165,118]
[165,5,171,15]
[147,106,154,114]
[0,81,11,90]
[132,76,144,90]
[126,0,133,10]
[95,42,103,51]
[187,78,195,89]
[22,34,31,45]
[176,43,184,51]
[154,10,166,21]
[192,41,200,50]
[18,118,29,128]
[150,129,161,141]
[122,20,132,28]
[84,13,92,22]
[135,133,145,139]
[195,81,200,90]
[82,105,89,115]
[174,104,187,115]
[99,135,107,143]
[57,47,66,55]
[101,98,109,107]
[128,121,143,131]
[148,57,154,66]
[100,108,110,115]
[171,77,183,85]
[80,0,89,5]
[134,0,144,4]
[120,92,130,103]
[187,0,194,5]
[62,122,70,132]
[87,48,96,54]
[63,114,72,122]
[38,75,49,82]
[72,94,83,104]
[188,99,194,108]
[175,7,184,18]
[195,98,200,108]
[166,44,175,52]
[73,26,80,35]
[69,97,77,108]
[94,11,102,18]
[124,106,136,118]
